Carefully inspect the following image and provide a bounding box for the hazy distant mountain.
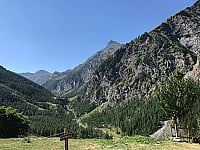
[19,70,53,85]
[43,40,122,95]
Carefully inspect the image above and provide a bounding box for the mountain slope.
[43,40,122,95]
[0,65,77,136]
[83,0,200,105]
[77,1,200,136]
[0,66,54,112]
[19,70,53,85]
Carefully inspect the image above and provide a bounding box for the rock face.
[83,1,200,105]
[43,41,122,95]
[19,70,53,85]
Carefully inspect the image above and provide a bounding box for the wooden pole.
[170,125,173,137]
[188,127,190,143]
[60,129,73,150]
[64,128,68,150]
[66,137,68,150]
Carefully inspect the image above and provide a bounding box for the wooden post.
[188,127,190,143]
[66,136,68,150]
[60,128,73,150]
[170,125,173,137]
[64,128,68,150]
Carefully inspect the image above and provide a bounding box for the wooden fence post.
[170,125,173,137]
[188,127,190,143]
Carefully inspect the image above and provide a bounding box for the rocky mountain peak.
[106,40,121,48]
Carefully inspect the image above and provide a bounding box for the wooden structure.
[170,125,200,143]
[60,128,73,150]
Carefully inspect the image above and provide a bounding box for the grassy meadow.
[0,136,199,150]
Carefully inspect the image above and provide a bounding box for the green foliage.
[123,135,163,144]
[78,127,112,139]
[63,84,86,99]
[82,98,165,136]
[0,66,113,139]
[69,97,96,117]
[0,66,55,115]
[0,106,29,138]
[30,109,78,136]
[157,69,200,122]
[0,66,79,137]
[156,69,200,136]
[95,135,162,148]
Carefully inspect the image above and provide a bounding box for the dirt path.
[150,120,169,138]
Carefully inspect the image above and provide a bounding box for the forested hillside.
[0,66,78,136]
[0,65,111,138]
[0,66,54,112]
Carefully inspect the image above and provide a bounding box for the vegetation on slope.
[0,66,78,137]
[0,106,29,138]
[157,70,200,137]
[81,70,200,138]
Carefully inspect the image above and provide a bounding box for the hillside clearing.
[0,136,199,150]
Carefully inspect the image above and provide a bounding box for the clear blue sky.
[0,0,197,73]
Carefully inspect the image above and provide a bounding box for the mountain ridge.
[42,40,122,95]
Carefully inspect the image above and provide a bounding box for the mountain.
[75,1,200,137]
[83,0,200,105]
[19,70,53,85]
[43,40,122,95]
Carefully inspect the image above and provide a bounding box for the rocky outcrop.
[83,1,200,105]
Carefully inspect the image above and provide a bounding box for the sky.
[0,0,197,73]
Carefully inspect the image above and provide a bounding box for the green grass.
[0,136,200,150]
[95,136,163,149]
